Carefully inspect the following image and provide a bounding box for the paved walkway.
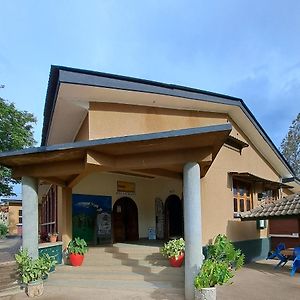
[1,259,300,300]
[0,237,21,263]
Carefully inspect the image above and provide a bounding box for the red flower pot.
[169,253,184,267]
[69,253,84,266]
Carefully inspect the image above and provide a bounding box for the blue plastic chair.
[290,247,300,276]
[266,243,288,268]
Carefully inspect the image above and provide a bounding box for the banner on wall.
[72,194,112,245]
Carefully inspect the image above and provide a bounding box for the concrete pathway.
[0,237,21,263]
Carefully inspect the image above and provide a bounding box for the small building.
[0,199,22,236]
[0,66,299,299]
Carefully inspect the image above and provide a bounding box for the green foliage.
[0,97,36,196]
[15,249,56,284]
[280,113,300,177]
[0,222,8,238]
[194,234,244,289]
[67,237,88,255]
[194,259,233,289]
[207,234,245,269]
[160,238,185,259]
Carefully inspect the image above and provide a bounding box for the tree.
[280,113,300,177]
[0,97,36,196]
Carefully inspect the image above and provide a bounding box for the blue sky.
[1,1,300,197]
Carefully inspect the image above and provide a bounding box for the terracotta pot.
[69,253,84,266]
[169,253,184,267]
[49,235,57,243]
[195,287,216,300]
[26,280,44,297]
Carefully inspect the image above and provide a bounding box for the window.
[233,180,252,217]
[18,209,22,224]
[258,189,278,204]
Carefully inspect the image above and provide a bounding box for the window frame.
[233,179,253,218]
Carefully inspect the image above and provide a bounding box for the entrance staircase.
[46,243,184,299]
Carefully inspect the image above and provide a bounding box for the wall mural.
[72,194,112,245]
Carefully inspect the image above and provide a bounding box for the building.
[0,66,299,299]
[0,199,22,236]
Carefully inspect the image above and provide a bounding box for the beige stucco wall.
[75,114,89,142]
[63,103,283,245]
[8,204,21,235]
[73,172,182,238]
[88,102,228,140]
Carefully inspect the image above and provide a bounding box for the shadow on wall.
[226,220,270,263]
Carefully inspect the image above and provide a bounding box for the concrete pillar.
[183,162,203,300]
[22,176,39,259]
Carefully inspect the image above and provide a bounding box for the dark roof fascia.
[41,65,241,146]
[40,65,295,177]
[0,123,232,162]
[282,177,300,184]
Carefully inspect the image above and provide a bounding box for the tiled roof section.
[240,193,300,220]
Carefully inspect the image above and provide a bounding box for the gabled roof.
[241,193,300,220]
[41,65,296,179]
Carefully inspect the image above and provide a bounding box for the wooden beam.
[116,147,212,170]
[86,147,212,171]
[13,159,85,178]
[40,177,67,187]
[66,164,103,188]
[132,168,182,180]
[86,150,115,167]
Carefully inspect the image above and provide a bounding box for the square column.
[22,176,39,259]
[183,162,203,300]
[57,186,72,249]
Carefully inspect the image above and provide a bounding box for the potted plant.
[15,249,56,297]
[67,237,88,266]
[160,238,185,267]
[194,234,244,300]
[48,232,58,243]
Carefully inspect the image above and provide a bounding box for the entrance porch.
[0,123,232,299]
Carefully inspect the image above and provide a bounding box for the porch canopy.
[229,172,292,189]
[240,193,300,221]
[0,123,231,186]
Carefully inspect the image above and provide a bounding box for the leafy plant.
[207,234,244,269]
[194,259,233,289]
[0,97,36,196]
[67,237,88,255]
[160,238,185,259]
[15,249,56,284]
[0,222,8,238]
[194,234,244,289]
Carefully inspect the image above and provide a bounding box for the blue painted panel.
[72,194,112,245]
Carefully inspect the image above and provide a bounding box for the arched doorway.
[113,197,139,242]
[165,195,183,240]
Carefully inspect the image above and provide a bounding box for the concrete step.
[58,264,184,274]
[46,277,184,294]
[51,270,184,282]
[88,244,161,252]
[82,258,172,267]
[86,252,164,260]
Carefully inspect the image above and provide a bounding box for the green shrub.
[0,223,8,238]
[160,238,185,259]
[15,249,56,284]
[67,237,88,255]
[194,234,244,289]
